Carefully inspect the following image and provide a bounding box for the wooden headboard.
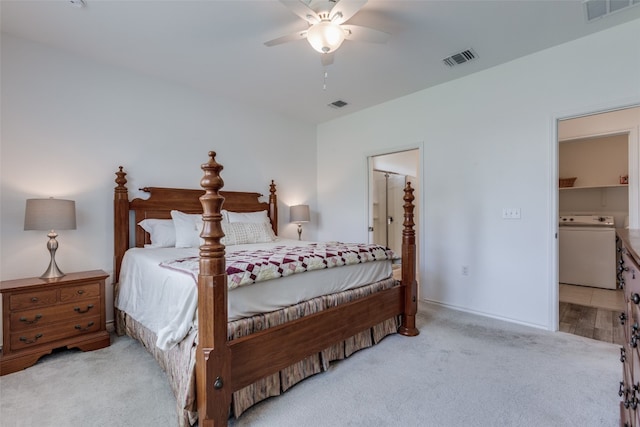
[113,166,278,283]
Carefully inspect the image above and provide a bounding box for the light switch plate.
[502,208,521,219]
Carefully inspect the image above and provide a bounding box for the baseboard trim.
[418,299,550,331]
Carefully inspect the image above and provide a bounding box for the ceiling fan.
[264,0,390,65]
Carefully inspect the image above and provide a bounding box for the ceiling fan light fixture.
[307,21,345,54]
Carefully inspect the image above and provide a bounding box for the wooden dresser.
[618,229,640,426]
[0,270,110,375]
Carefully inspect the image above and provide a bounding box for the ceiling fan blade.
[331,0,368,24]
[264,30,308,47]
[279,0,320,24]
[342,24,390,44]
[321,52,335,66]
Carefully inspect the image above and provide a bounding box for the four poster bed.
[112,151,418,427]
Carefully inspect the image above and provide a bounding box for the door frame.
[365,143,424,293]
[550,102,640,330]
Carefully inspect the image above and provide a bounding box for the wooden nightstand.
[1,270,110,375]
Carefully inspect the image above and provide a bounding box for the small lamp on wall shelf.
[24,198,77,279]
[290,204,310,241]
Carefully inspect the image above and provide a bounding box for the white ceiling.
[2,0,640,125]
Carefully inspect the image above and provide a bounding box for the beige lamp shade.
[24,198,76,231]
[24,198,76,279]
[290,204,310,224]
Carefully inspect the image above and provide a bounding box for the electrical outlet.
[502,208,521,219]
[461,265,469,276]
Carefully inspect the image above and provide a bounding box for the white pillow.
[225,210,270,224]
[221,222,276,246]
[138,219,176,248]
[170,210,204,248]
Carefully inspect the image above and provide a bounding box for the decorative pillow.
[138,219,176,248]
[221,222,276,246]
[225,210,270,224]
[170,210,204,248]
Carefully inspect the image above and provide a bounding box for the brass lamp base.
[40,231,65,280]
[40,259,65,279]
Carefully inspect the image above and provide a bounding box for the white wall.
[317,20,640,329]
[0,35,318,327]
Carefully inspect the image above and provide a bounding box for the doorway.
[556,106,640,342]
[371,170,406,252]
[368,149,420,280]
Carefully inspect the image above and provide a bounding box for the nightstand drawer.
[60,282,100,302]
[10,289,57,310]
[10,298,101,332]
[10,315,102,351]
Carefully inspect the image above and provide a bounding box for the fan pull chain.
[323,70,328,90]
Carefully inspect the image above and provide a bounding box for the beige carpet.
[0,302,619,426]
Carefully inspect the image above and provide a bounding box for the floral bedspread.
[160,243,394,290]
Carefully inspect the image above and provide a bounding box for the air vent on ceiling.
[328,100,348,109]
[442,49,477,68]
[584,0,640,21]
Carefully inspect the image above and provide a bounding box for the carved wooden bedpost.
[114,166,129,284]
[269,180,278,235]
[197,152,231,427]
[113,167,129,336]
[398,182,419,336]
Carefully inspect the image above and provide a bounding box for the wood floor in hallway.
[559,283,625,345]
[559,301,624,345]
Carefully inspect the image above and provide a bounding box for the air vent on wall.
[328,100,348,109]
[584,0,640,21]
[442,49,477,67]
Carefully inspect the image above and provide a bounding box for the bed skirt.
[115,277,400,426]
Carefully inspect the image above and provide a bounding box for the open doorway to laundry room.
[368,149,420,283]
[557,106,640,344]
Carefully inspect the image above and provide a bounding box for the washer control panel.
[559,215,615,227]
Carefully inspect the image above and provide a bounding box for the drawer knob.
[632,293,640,305]
[213,376,224,390]
[19,333,43,344]
[19,314,43,324]
[77,290,85,295]
[74,322,95,332]
[31,297,39,303]
[621,347,627,362]
[620,312,627,325]
[74,304,94,314]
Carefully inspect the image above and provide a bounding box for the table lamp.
[24,198,77,279]
[290,204,310,240]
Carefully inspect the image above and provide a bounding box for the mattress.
[115,239,392,350]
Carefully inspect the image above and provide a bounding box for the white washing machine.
[559,215,616,289]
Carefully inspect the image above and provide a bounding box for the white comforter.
[115,239,392,351]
